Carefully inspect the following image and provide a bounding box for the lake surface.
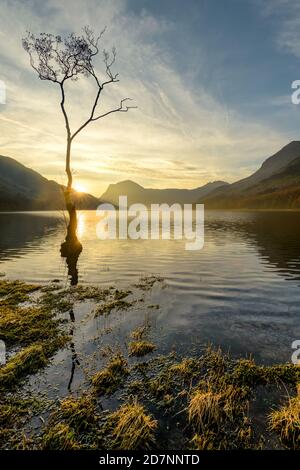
[1,210,300,367]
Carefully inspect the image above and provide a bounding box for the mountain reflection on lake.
[0,210,300,365]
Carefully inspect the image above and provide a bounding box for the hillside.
[100,180,228,206]
[202,141,300,209]
[0,155,100,210]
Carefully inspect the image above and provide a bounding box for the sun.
[73,182,87,194]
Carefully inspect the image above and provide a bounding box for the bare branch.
[92,98,137,121]
[23,26,136,179]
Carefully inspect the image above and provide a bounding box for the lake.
[1,210,300,370]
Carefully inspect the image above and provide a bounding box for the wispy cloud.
[0,0,290,195]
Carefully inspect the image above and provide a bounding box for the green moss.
[128,341,156,357]
[92,354,129,395]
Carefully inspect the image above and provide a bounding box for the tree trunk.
[60,137,82,277]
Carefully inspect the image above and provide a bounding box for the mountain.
[202,141,300,209]
[100,180,229,206]
[0,155,100,210]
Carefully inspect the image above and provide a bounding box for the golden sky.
[0,0,298,197]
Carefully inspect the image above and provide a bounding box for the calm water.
[1,210,300,367]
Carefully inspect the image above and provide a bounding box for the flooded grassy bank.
[0,278,299,450]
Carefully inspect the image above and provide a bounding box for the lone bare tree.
[22,27,135,258]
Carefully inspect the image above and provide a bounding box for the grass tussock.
[107,400,157,450]
[42,423,79,450]
[92,354,129,395]
[0,344,47,389]
[188,383,247,432]
[57,395,98,432]
[128,340,156,357]
[268,387,300,449]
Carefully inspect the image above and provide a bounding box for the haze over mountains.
[1,141,300,210]
[100,180,228,206]
[0,155,99,210]
[202,141,300,209]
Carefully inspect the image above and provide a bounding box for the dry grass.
[128,341,156,357]
[188,389,224,431]
[169,357,199,380]
[57,395,98,432]
[92,354,129,395]
[188,381,248,433]
[268,386,300,449]
[0,304,62,346]
[107,399,157,450]
[0,344,47,389]
[42,423,79,450]
[191,431,216,450]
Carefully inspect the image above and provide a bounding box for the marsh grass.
[92,354,129,395]
[0,281,69,391]
[0,280,40,306]
[0,344,47,389]
[134,275,163,291]
[94,299,133,317]
[128,340,156,357]
[106,399,157,450]
[0,305,63,345]
[1,280,300,451]
[42,423,79,450]
[268,386,300,449]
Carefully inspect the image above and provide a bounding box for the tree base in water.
[60,239,82,258]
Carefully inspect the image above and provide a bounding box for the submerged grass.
[0,280,70,391]
[0,280,40,306]
[94,299,133,317]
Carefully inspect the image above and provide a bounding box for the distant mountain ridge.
[0,155,99,210]
[202,141,300,209]
[100,180,228,206]
[1,141,300,211]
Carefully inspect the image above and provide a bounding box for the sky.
[1,0,300,196]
